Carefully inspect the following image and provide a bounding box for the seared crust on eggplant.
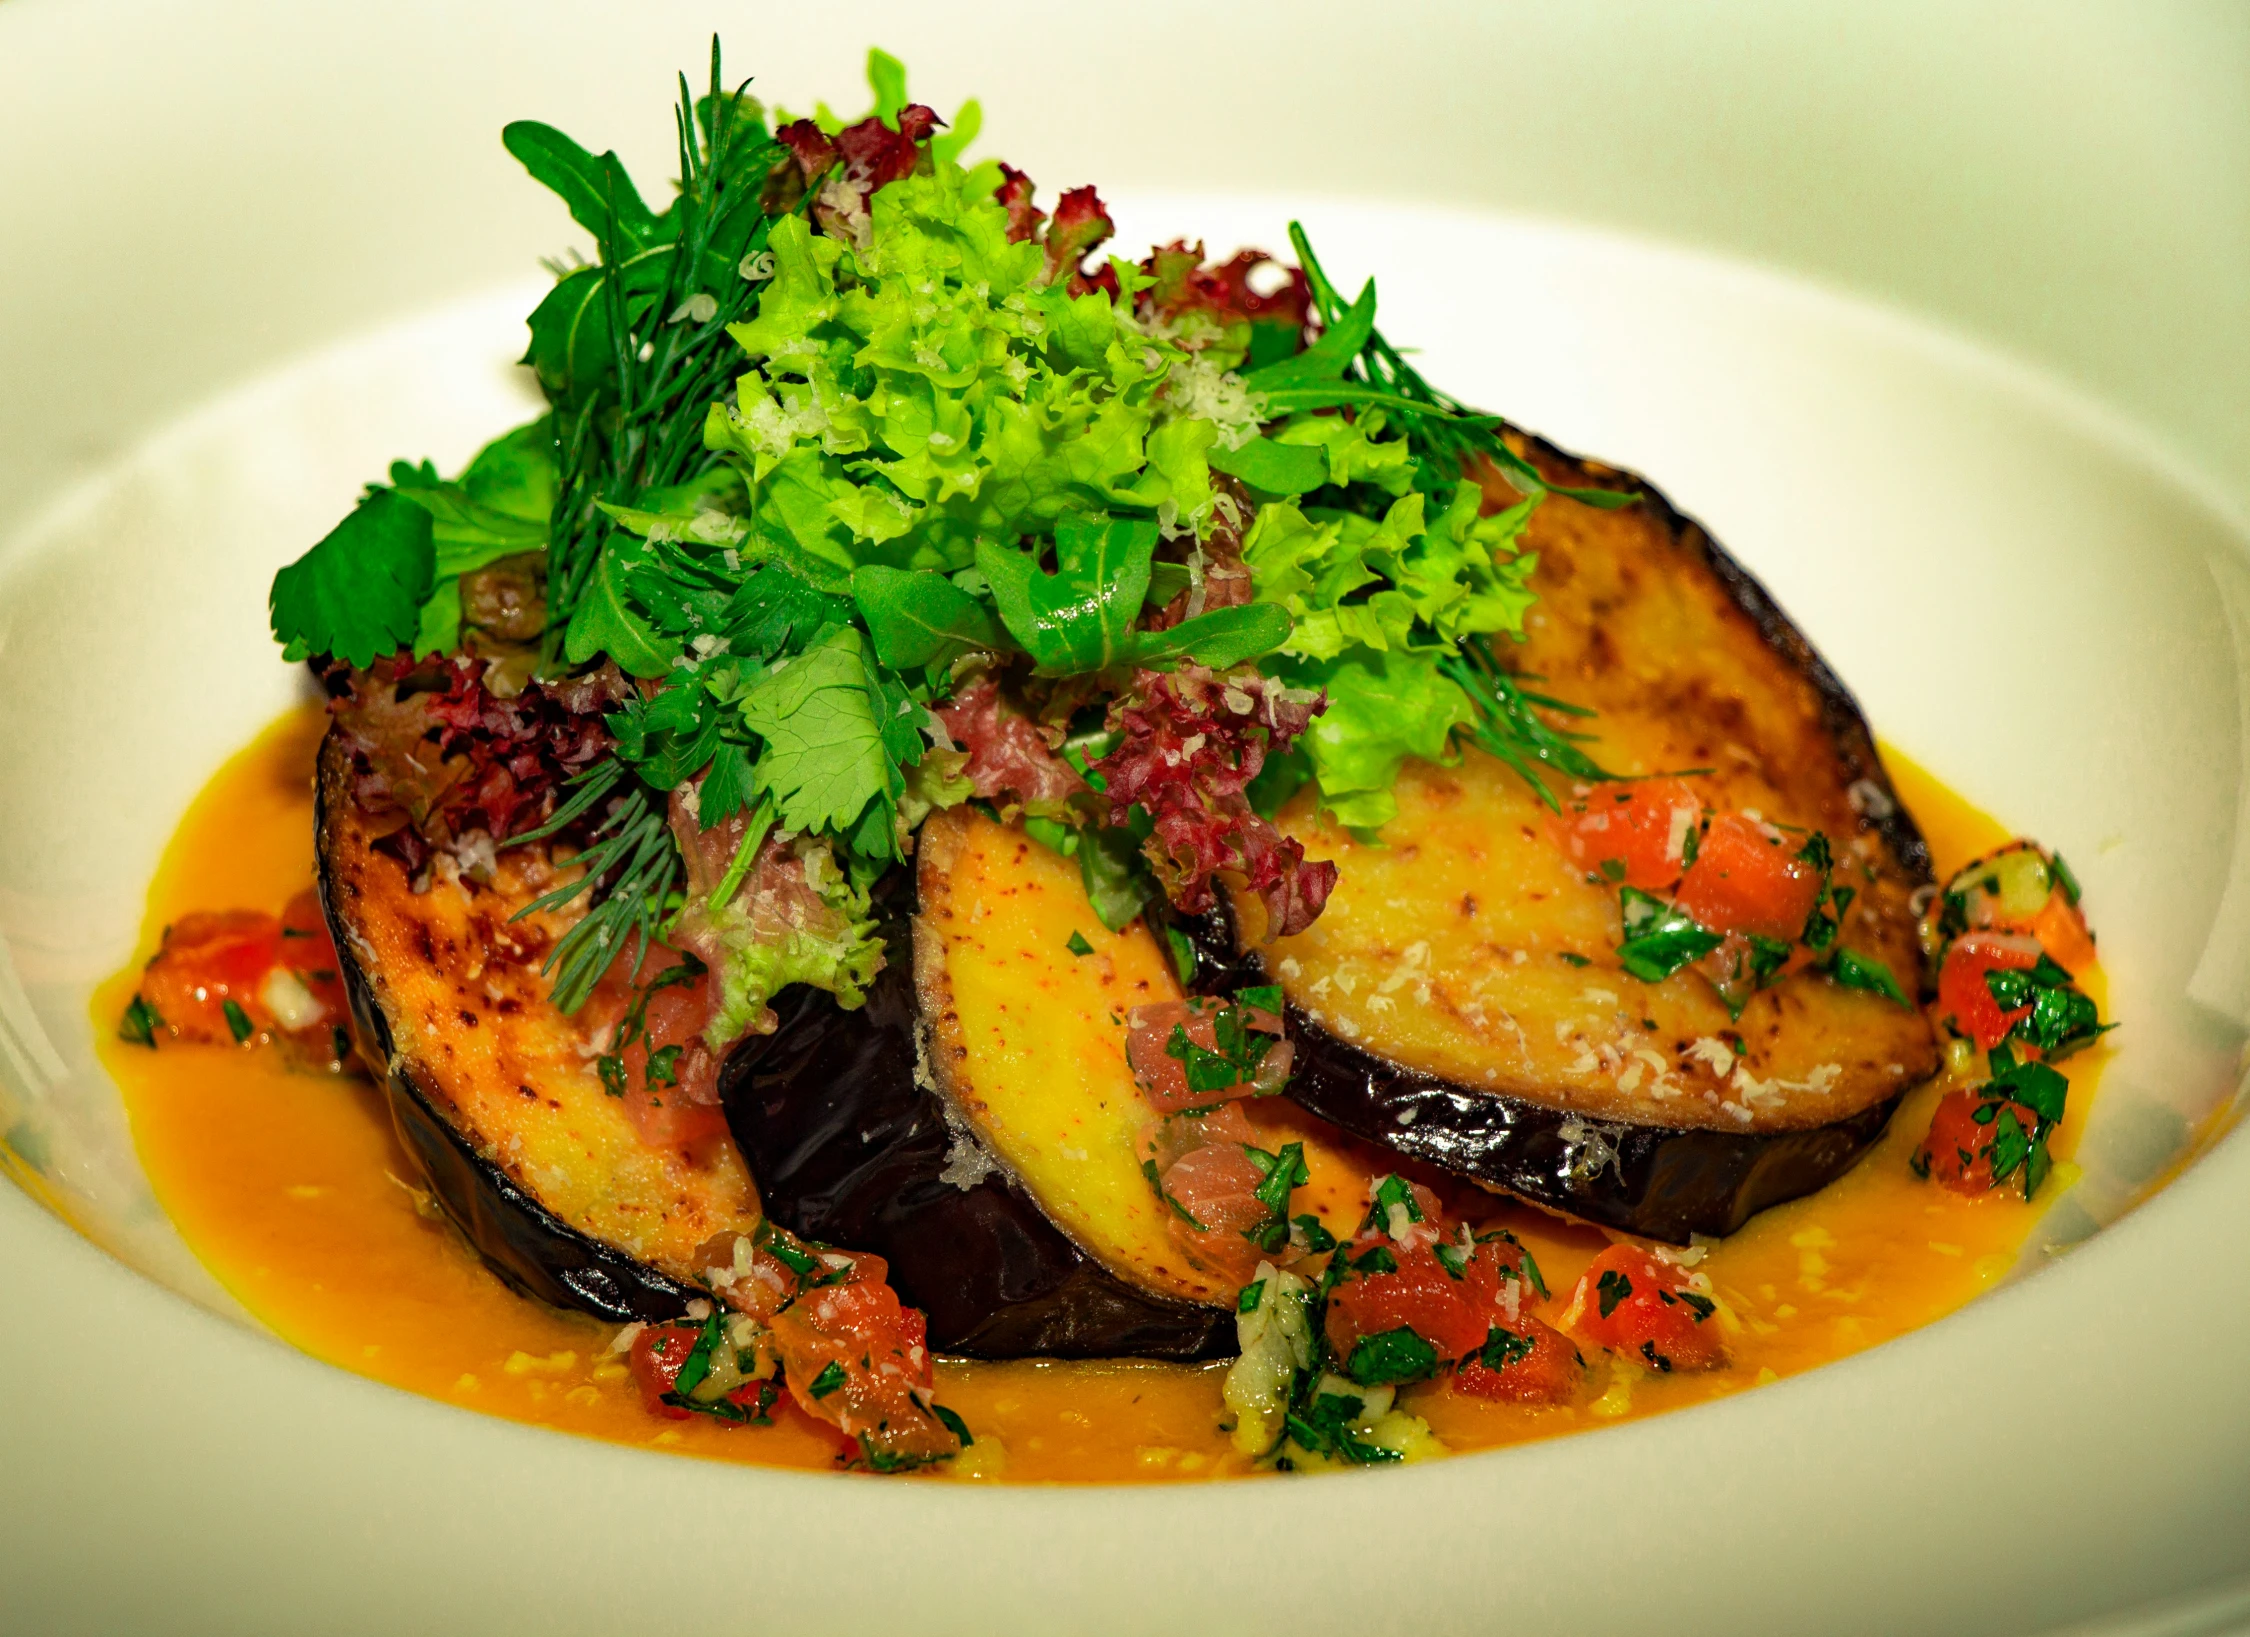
[1192,430,1940,1238]
[317,730,754,1322]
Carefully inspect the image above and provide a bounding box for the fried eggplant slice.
[1193,432,1942,1240]
[725,807,1237,1358]
[317,730,755,1322]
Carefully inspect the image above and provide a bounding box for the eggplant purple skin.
[317,766,701,1327]
[1174,900,1902,1246]
[719,887,1235,1362]
[1148,430,1928,1242]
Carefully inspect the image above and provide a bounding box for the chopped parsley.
[808,1360,848,1400]
[1476,1326,1536,1373]
[221,999,255,1044]
[1615,887,1723,984]
[118,994,162,1048]
[1344,1325,1440,1387]
[1596,1268,1634,1319]
[1065,929,1095,957]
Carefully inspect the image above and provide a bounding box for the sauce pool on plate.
[96,707,2107,1482]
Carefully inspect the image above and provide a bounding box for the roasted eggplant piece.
[318,731,754,1323]
[727,808,1275,1359]
[1189,432,1942,1241]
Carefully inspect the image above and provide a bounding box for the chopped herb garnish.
[1558,952,1592,968]
[931,1403,973,1446]
[1344,1325,1439,1387]
[1476,1326,1536,1373]
[1615,887,1723,984]
[1363,1173,1424,1234]
[222,999,255,1044]
[1164,925,1197,986]
[1830,947,1909,1006]
[1065,929,1095,957]
[119,995,162,1047]
[1238,1280,1267,1314]
[808,1360,848,1400]
[1596,1268,1634,1319]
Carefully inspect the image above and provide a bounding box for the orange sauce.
[97,710,2107,1482]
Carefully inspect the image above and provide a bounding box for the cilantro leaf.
[269,489,435,667]
[563,540,673,677]
[735,626,894,840]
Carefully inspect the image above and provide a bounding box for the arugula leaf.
[850,565,1003,668]
[1241,277,1376,394]
[977,513,1156,674]
[270,488,436,667]
[501,120,662,251]
[1077,825,1156,932]
[1124,601,1293,671]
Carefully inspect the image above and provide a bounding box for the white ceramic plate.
[3,4,2247,1633]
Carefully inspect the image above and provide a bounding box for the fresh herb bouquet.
[270,44,1619,1049]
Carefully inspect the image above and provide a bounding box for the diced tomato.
[2029,895,2098,975]
[628,1322,708,1420]
[1912,1087,2043,1196]
[626,1319,778,1425]
[616,961,729,1156]
[1557,778,1703,891]
[1325,1236,1497,1370]
[1936,931,2044,1050]
[1673,814,1825,942]
[1561,1243,1727,1372]
[278,887,349,1019]
[1156,1141,1274,1285]
[138,909,285,1043]
[1125,997,1290,1114]
[1452,1317,1587,1405]
[766,1249,960,1465]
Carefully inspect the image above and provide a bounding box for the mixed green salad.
[270,43,1626,1049]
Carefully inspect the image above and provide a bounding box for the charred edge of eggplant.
[315,732,700,1327]
[1168,902,1899,1243]
[720,880,1235,1363]
[1505,425,1935,896]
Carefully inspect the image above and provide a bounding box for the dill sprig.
[538,40,796,640]
[512,774,679,1012]
[1285,222,1637,513]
